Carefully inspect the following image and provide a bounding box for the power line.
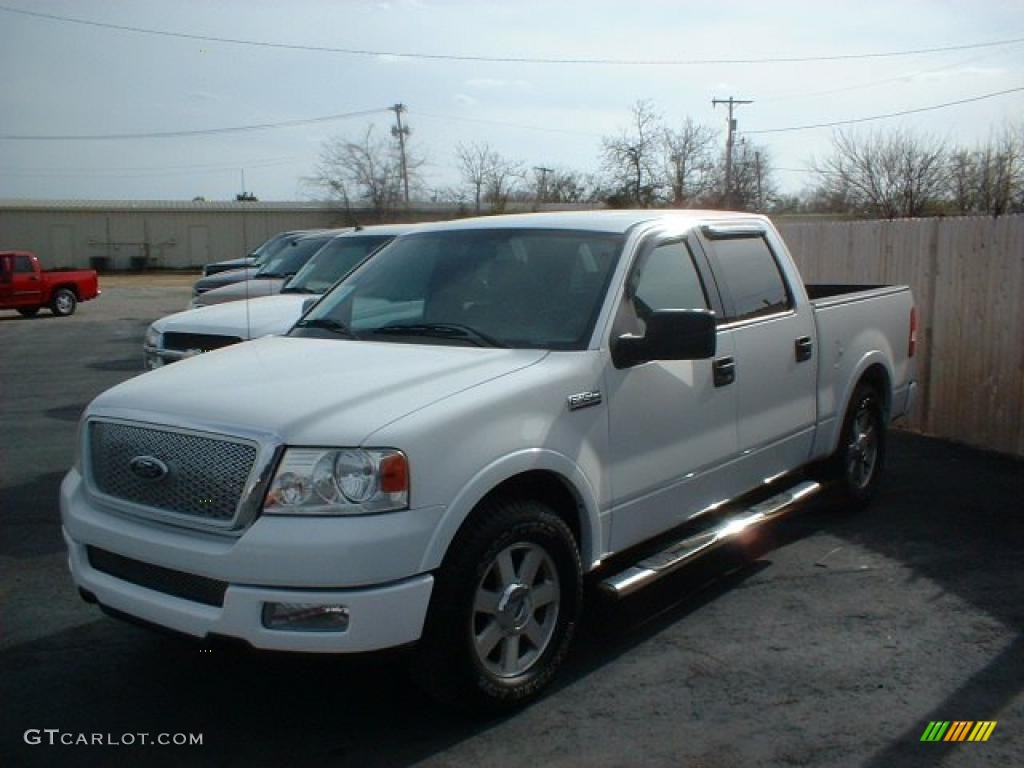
[1,4,1022,66]
[413,110,602,138]
[0,108,388,141]
[745,85,1024,134]
[757,48,1012,103]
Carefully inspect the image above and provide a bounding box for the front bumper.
[61,470,440,652]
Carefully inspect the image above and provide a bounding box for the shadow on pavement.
[1,432,1021,766]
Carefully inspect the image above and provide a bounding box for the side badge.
[567,391,602,411]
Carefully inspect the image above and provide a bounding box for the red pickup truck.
[0,251,100,317]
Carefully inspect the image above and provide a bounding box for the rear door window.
[709,236,791,321]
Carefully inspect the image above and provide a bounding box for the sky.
[0,0,1022,201]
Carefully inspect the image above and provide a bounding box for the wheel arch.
[52,283,80,300]
[420,450,603,576]
[825,355,893,456]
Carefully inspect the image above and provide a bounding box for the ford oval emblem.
[129,455,169,481]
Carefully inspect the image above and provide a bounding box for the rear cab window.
[703,234,792,322]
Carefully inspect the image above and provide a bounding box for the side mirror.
[613,309,717,368]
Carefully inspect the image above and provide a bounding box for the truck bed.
[805,283,906,303]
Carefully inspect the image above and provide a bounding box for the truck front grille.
[87,546,228,607]
[162,332,242,352]
[88,420,258,525]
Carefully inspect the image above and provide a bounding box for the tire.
[412,497,583,712]
[820,382,887,507]
[50,288,77,317]
[17,307,40,317]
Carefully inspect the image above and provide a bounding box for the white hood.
[195,277,286,306]
[90,335,548,446]
[154,294,308,340]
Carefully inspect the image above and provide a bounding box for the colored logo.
[920,721,997,742]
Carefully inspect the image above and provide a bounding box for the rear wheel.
[821,382,886,507]
[50,288,77,317]
[412,497,582,712]
[17,307,39,317]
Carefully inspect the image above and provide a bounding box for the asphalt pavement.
[1,277,1021,767]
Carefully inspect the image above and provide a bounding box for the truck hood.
[153,294,308,340]
[195,277,285,306]
[89,336,548,446]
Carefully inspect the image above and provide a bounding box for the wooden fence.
[775,215,1024,457]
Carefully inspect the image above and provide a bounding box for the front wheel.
[412,498,582,712]
[50,288,77,317]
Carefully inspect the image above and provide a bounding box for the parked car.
[0,251,100,317]
[61,211,917,710]
[190,230,343,308]
[201,230,314,277]
[191,229,330,301]
[143,225,418,368]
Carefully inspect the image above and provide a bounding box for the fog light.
[144,351,164,370]
[262,602,350,632]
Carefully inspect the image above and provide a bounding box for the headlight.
[144,325,162,348]
[264,448,408,515]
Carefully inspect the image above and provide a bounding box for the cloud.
[914,66,1007,82]
[465,78,532,90]
[454,93,478,106]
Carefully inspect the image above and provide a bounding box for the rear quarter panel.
[810,287,916,458]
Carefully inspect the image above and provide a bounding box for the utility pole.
[533,166,553,206]
[390,103,411,207]
[712,96,752,207]
[754,151,763,211]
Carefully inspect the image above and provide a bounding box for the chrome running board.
[600,480,822,598]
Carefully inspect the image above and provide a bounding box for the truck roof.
[410,209,764,235]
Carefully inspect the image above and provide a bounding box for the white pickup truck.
[61,211,917,710]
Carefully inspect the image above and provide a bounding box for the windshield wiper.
[368,323,506,348]
[293,317,357,338]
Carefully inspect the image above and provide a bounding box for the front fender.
[418,448,605,575]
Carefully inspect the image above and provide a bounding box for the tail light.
[908,306,918,358]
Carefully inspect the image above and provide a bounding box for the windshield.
[281,235,393,294]
[256,234,334,278]
[291,228,624,350]
[252,232,298,265]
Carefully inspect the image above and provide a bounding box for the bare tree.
[712,140,777,212]
[308,125,426,221]
[455,142,496,214]
[484,154,525,213]
[601,100,664,207]
[662,118,718,206]
[543,169,598,203]
[974,129,1023,215]
[947,148,977,213]
[454,142,525,213]
[812,129,949,218]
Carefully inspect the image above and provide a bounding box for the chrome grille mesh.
[89,421,257,523]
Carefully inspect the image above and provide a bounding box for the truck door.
[12,254,43,306]
[605,235,740,552]
[700,228,816,485]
